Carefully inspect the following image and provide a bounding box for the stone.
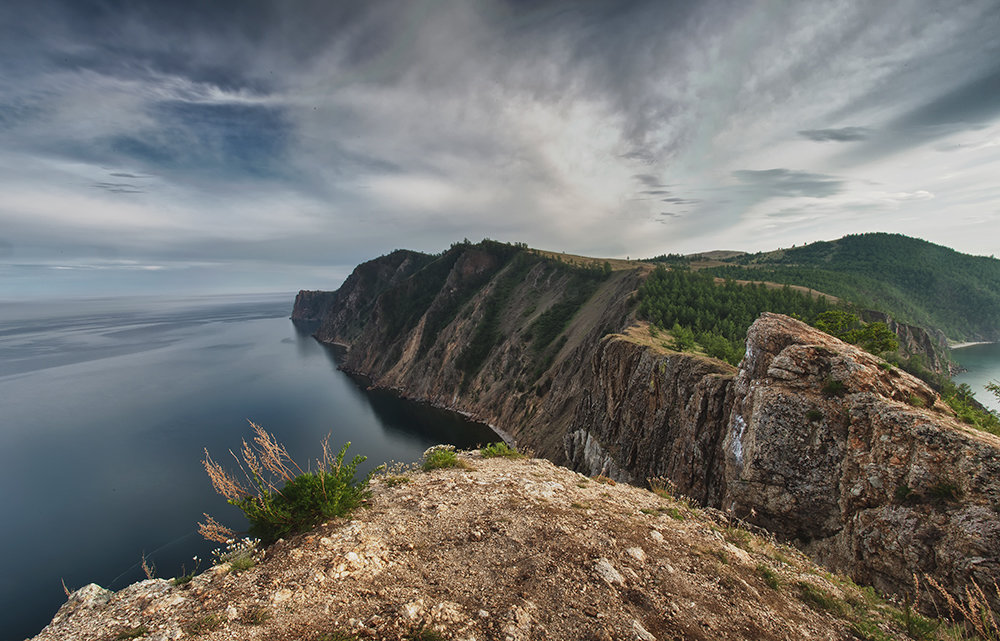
[625,547,647,562]
[632,619,656,641]
[593,558,625,586]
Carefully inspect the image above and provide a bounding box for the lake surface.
[952,342,1000,413]
[0,295,497,640]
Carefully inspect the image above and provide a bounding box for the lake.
[952,342,1000,413]
[0,295,498,640]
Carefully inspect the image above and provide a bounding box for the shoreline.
[950,340,997,350]
[319,337,513,448]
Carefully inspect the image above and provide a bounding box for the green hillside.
[702,233,1000,341]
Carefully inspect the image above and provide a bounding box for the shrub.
[200,422,370,545]
[822,378,847,397]
[422,444,463,471]
[480,441,523,459]
[806,409,824,422]
[927,480,960,503]
[114,627,148,640]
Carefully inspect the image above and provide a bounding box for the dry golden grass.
[924,574,1000,640]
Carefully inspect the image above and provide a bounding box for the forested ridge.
[702,233,1000,341]
[637,267,833,364]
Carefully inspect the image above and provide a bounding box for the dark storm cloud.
[731,169,844,199]
[798,127,871,142]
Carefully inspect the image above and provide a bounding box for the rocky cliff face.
[860,309,952,374]
[721,314,1000,605]
[298,247,1000,612]
[290,290,337,322]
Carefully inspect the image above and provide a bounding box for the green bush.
[822,378,847,397]
[422,445,463,471]
[480,442,523,459]
[201,422,370,545]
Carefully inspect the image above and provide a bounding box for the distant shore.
[950,341,997,349]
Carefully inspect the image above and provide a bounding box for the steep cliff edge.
[312,243,644,462]
[297,247,1000,611]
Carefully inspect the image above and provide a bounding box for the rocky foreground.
[38,454,943,641]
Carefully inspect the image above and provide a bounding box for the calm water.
[0,296,497,640]
[953,342,1000,413]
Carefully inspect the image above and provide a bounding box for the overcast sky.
[2,0,1000,298]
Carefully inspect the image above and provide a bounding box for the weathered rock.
[722,314,1000,607]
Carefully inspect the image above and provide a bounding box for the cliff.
[298,246,1000,614]
[36,455,926,641]
[860,309,952,375]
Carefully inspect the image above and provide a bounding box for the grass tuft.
[756,564,781,590]
[422,444,468,471]
[480,441,524,459]
[184,613,223,635]
[382,475,411,488]
[796,581,848,615]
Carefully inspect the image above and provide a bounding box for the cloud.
[893,65,1000,131]
[633,174,666,188]
[731,169,844,199]
[2,0,1000,298]
[799,127,871,142]
[92,182,144,194]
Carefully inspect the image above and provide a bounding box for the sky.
[2,0,1000,299]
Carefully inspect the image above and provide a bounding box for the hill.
[291,240,1000,613]
[702,233,1000,341]
[37,454,946,641]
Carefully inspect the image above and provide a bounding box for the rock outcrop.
[290,290,337,322]
[297,245,1000,612]
[721,314,1000,605]
[34,455,923,641]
